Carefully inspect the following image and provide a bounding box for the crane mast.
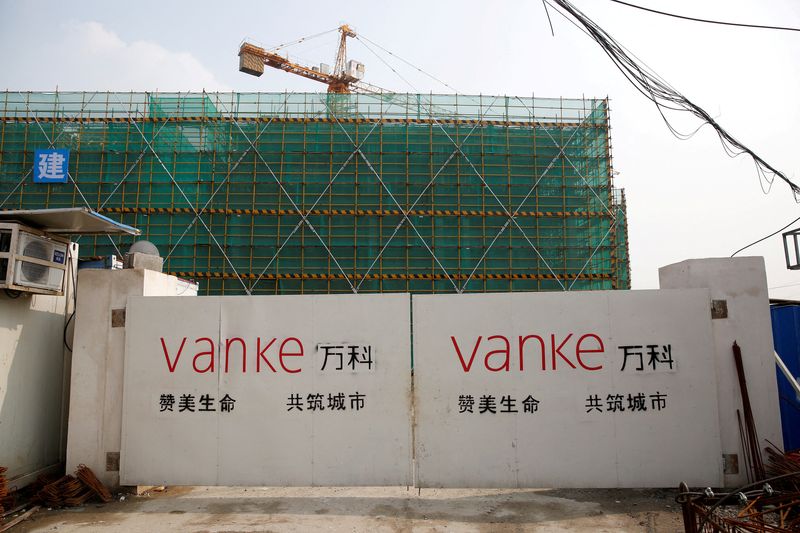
[239,24,371,94]
[334,26,357,76]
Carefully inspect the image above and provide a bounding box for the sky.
[1,0,799,296]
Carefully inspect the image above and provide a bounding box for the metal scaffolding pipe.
[775,350,800,398]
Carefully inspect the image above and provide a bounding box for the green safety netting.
[0,91,629,294]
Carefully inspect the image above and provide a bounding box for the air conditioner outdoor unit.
[0,222,71,295]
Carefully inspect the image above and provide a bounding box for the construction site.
[0,90,629,295]
[1,3,800,533]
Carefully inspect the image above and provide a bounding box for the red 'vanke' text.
[450,333,604,372]
[160,337,304,374]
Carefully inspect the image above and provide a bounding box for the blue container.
[770,304,800,452]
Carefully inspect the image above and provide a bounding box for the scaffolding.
[0,91,630,294]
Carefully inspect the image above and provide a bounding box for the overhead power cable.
[609,0,800,33]
[730,213,800,257]
[541,0,556,36]
[544,0,800,201]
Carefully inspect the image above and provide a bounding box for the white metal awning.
[0,207,140,236]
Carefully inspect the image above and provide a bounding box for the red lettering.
[454,331,605,372]
[451,335,482,372]
[550,333,576,370]
[518,335,546,371]
[257,337,277,373]
[193,337,215,373]
[225,337,246,373]
[279,337,303,373]
[484,335,510,372]
[161,337,186,373]
[576,333,604,371]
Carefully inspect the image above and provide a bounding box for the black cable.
[4,288,22,299]
[542,0,556,36]
[63,246,78,352]
[609,0,800,33]
[730,214,800,257]
[544,0,800,201]
[63,310,75,352]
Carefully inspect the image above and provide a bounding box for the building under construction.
[0,91,629,295]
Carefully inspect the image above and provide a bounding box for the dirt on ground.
[9,485,685,532]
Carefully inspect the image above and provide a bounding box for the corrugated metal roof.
[0,208,140,236]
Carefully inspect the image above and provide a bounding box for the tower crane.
[238,25,384,94]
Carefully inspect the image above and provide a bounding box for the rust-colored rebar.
[765,445,800,495]
[738,410,754,484]
[680,488,800,531]
[678,468,800,533]
[75,465,112,503]
[733,341,767,482]
[36,475,73,507]
[33,466,112,508]
[61,489,95,507]
[0,465,5,516]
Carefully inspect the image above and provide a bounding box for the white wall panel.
[120,294,411,487]
[413,289,722,488]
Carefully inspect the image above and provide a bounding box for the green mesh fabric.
[0,91,630,294]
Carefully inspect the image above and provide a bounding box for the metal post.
[775,350,800,398]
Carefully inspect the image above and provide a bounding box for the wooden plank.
[0,506,40,532]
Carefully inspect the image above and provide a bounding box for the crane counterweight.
[238,43,266,77]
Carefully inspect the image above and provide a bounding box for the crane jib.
[239,24,370,94]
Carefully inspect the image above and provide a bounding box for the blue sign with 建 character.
[33,148,70,183]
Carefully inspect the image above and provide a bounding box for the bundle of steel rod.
[765,446,800,492]
[36,475,81,507]
[677,474,800,532]
[34,466,111,508]
[733,342,767,482]
[75,465,112,503]
[0,466,6,515]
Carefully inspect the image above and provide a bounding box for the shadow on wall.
[0,291,70,483]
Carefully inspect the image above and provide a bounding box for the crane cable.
[355,36,422,93]
[267,27,339,52]
[354,35,485,116]
[356,34,463,96]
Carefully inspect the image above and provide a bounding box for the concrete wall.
[66,268,196,488]
[0,243,77,488]
[659,257,782,487]
[64,257,780,489]
[413,289,722,488]
[120,294,412,487]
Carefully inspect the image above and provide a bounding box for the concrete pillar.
[659,257,781,487]
[66,269,196,488]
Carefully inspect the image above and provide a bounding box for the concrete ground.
[10,486,686,533]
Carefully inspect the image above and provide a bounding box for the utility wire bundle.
[544,0,800,201]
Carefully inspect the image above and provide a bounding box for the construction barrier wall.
[0,91,629,295]
[63,258,781,489]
